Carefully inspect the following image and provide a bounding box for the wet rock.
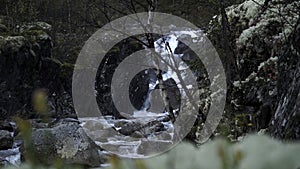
[114,120,131,128]
[161,78,181,112]
[95,38,144,118]
[0,130,13,150]
[115,119,167,138]
[25,121,105,167]
[0,121,14,132]
[129,69,157,110]
[117,121,143,136]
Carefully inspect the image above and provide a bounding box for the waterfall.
[80,29,202,158]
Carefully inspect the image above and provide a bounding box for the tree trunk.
[270,19,300,139]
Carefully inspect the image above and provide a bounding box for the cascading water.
[0,122,21,166]
[81,29,202,158]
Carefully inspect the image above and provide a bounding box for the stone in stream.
[22,120,107,167]
[0,121,14,132]
[114,119,168,138]
[129,69,157,111]
[0,130,13,150]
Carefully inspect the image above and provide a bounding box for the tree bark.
[270,18,300,139]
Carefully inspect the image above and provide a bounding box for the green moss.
[21,29,46,37]
[217,123,232,137]
[16,29,49,44]
[109,46,121,54]
[59,62,74,80]
[49,58,63,66]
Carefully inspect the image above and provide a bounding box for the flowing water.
[82,30,202,158]
[0,122,21,166]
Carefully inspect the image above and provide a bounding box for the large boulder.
[23,120,105,167]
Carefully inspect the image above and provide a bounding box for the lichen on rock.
[28,120,105,167]
[55,128,90,159]
[208,0,300,137]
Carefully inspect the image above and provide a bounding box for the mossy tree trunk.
[270,19,300,139]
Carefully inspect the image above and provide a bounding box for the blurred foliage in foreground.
[3,135,300,169]
[107,135,300,169]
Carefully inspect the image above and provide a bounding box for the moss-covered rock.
[208,0,300,139]
[19,22,52,33]
[0,24,75,120]
[25,120,105,167]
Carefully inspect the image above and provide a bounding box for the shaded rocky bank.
[208,0,300,139]
[0,21,75,120]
